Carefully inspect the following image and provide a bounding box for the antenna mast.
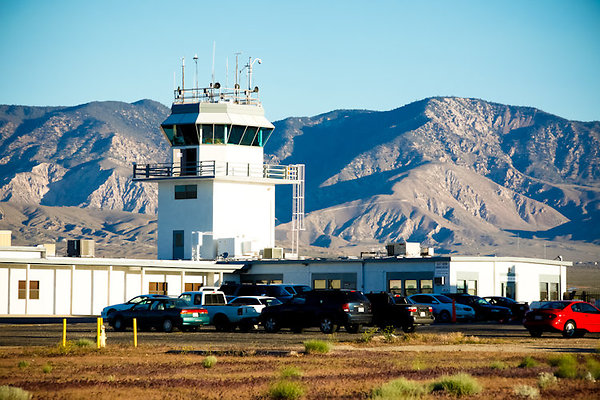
[211,41,216,87]
[181,57,185,100]
[193,54,198,89]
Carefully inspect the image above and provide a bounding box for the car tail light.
[342,303,350,312]
[407,306,417,313]
[547,313,557,320]
[428,307,433,313]
[181,308,207,315]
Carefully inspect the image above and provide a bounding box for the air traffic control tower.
[133,57,304,260]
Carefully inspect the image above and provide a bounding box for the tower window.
[175,185,197,199]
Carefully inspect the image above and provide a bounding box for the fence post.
[62,318,67,347]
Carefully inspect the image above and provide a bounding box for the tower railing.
[132,161,302,182]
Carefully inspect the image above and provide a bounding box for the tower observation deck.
[133,62,304,260]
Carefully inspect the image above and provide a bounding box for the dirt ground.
[1,331,600,399]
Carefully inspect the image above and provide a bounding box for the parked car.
[407,294,476,322]
[445,293,512,322]
[179,290,260,331]
[483,296,529,321]
[523,300,600,338]
[260,289,373,333]
[110,297,209,332]
[219,284,294,303]
[228,296,282,313]
[366,292,434,333]
[101,294,170,319]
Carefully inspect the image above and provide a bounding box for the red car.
[523,300,600,338]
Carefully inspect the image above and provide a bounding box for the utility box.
[421,247,435,257]
[67,239,95,257]
[386,242,421,257]
[263,247,284,259]
[217,238,241,259]
[42,243,56,257]
[192,232,216,260]
[0,230,11,247]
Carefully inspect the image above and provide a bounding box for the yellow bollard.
[62,318,67,347]
[133,318,137,348]
[97,317,106,348]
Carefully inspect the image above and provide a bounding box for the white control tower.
[134,57,304,260]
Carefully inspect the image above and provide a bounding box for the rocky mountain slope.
[0,97,598,260]
[269,97,600,260]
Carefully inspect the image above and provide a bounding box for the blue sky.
[1,0,599,122]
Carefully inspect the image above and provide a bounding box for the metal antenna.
[181,57,185,100]
[193,54,198,90]
[211,41,216,87]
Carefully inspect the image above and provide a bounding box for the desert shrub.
[430,373,482,397]
[518,356,538,368]
[585,357,600,380]
[202,356,218,368]
[371,377,429,399]
[268,380,304,400]
[549,354,578,378]
[17,361,29,369]
[279,366,303,379]
[304,340,331,354]
[490,360,507,370]
[537,372,558,389]
[382,326,396,342]
[411,359,426,371]
[75,338,93,347]
[513,384,539,398]
[0,385,32,400]
[42,363,52,374]
[360,327,379,343]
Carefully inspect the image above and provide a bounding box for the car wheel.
[112,316,126,332]
[402,325,416,333]
[345,324,362,334]
[437,310,451,323]
[562,320,577,338]
[264,316,280,333]
[528,329,543,337]
[214,315,232,332]
[162,318,174,333]
[320,316,338,334]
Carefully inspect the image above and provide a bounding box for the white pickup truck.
[179,291,260,332]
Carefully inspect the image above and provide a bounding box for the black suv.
[366,292,434,332]
[260,289,373,333]
[445,293,512,322]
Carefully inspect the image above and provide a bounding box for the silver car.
[408,294,475,322]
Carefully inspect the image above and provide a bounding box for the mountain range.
[0,97,598,261]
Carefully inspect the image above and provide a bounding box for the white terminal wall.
[158,178,274,260]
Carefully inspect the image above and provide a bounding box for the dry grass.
[0,345,599,399]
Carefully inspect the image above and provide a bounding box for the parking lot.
[1,321,599,352]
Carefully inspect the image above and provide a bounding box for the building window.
[18,280,39,300]
[173,230,184,259]
[404,280,418,296]
[540,282,549,301]
[184,283,203,292]
[388,279,402,294]
[549,283,559,301]
[149,282,168,295]
[457,280,478,295]
[420,279,433,294]
[313,279,341,290]
[175,185,197,199]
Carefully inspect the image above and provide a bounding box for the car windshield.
[433,295,453,304]
[540,302,569,310]
[344,291,369,302]
[264,286,292,297]
[476,298,490,305]
[261,298,282,306]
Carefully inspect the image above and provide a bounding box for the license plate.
[192,313,198,317]
[420,312,426,317]
[358,307,364,313]
[534,315,542,320]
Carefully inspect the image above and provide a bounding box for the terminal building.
[0,59,571,316]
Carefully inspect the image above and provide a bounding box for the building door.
[173,230,184,259]
[181,148,197,176]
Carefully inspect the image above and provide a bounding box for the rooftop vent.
[67,239,95,257]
